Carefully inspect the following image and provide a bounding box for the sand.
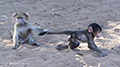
[0,0,120,67]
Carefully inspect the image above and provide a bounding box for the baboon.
[39,23,106,57]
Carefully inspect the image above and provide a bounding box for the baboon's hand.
[38,31,47,36]
[38,30,49,36]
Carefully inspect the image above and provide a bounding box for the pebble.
[2,27,4,29]
[48,23,50,25]
[78,28,81,29]
[44,59,47,61]
[111,48,114,49]
[35,23,37,25]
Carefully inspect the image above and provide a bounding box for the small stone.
[54,13,60,16]
[35,23,37,25]
[7,63,9,65]
[86,17,89,19]
[10,36,12,38]
[48,23,50,25]
[44,10,46,12]
[78,28,81,29]
[2,27,4,29]
[44,59,47,61]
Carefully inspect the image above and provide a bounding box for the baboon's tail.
[39,31,73,36]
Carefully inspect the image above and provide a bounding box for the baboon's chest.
[19,27,30,38]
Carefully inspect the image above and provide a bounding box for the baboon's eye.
[18,17,23,19]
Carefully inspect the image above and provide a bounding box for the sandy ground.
[0,0,120,67]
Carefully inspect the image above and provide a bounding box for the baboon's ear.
[12,13,17,19]
[26,13,30,18]
[88,26,93,33]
